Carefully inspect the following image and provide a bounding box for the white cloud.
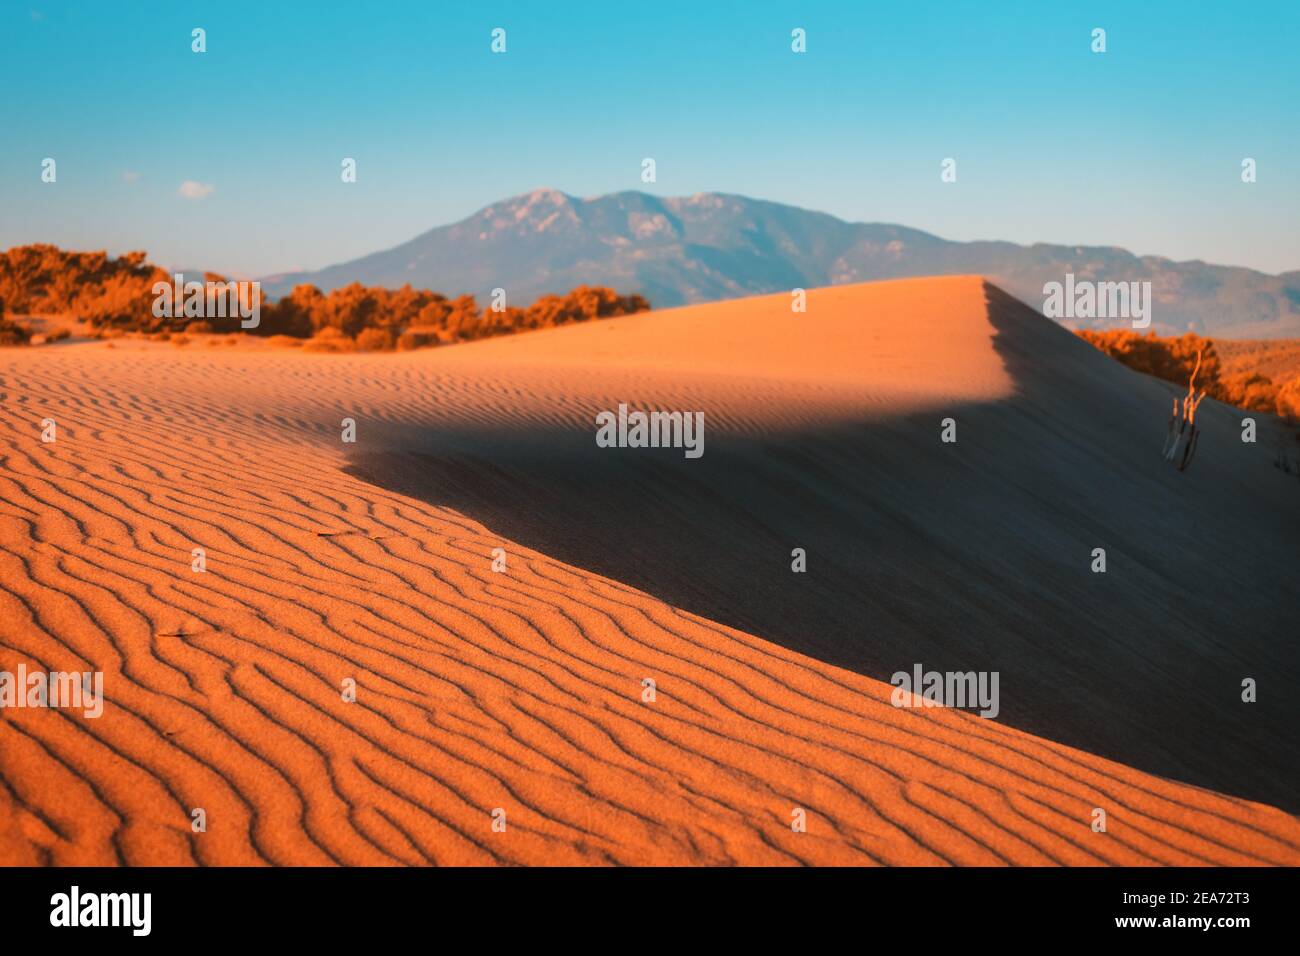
[178,180,214,200]
[122,171,140,183]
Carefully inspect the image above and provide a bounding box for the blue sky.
[2,0,1297,276]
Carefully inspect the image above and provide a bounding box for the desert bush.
[1276,379,1300,423]
[0,293,31,345]
[259,284,321,338]
[0,319,31,346]
[397,329,441,351]
[1218,372,1279,414]
[355,327,396,352]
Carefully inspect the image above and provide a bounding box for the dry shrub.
[355,327,396,352]
[1219,372,1280,415]
[397,329,440,351]
[0,293,31,345]
[1277,379,1300,423]
[0,319,32,346]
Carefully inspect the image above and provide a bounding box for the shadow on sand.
[346,284,1300,812]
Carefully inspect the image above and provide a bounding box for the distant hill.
[262,189,1300,338]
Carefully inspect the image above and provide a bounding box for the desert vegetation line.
[0,244,650,351]
[1075,329,1300,423]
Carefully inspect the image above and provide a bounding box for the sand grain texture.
[1,277,1297,866]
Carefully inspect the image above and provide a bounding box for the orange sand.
[1,276,1297,865]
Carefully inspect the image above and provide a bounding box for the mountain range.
[262,189,1300,338]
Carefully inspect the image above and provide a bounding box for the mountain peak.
[517,187,572,206]
[262,190,1300,338]
[476,187,573,218]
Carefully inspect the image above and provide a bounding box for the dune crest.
[1,276,1297,866]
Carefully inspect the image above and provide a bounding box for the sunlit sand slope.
[1,277,1296,865]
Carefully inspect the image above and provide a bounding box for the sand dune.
[1,276,1297,866]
